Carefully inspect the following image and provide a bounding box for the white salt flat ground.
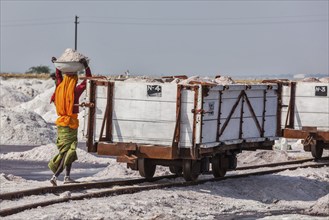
[0,77,328,219]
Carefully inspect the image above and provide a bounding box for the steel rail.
[0,157,327,201]
[234,156,329,171]
[0,174,178,200]
[0,162,328,217]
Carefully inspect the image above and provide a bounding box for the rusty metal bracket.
[98,81,114,142]
[162,75,188,79]
[79,76,107,80]
[303,135,315,146]
[87,80,97,152]
[99,102,109,142]
[285,82,296,129]
[191,109,214,115]
[117,155,138,164]
[191,86,200,160]
[216,91,223,142]
[171,85,182,158]
[74,102,95,108]
[302,133,316,151]
[276,83,283,137]
[261,90,267,137]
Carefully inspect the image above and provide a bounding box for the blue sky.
[1,1,328,77]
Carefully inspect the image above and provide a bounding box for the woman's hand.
[79,58,88,68]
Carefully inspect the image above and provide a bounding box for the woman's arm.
[75,59,92,97]
[55,68,63,86]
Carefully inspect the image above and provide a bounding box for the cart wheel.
[311,141,324,159]
[212,154,228,178]
[169,165,183,175]
[138,158,156,179]
[183,160,201,181]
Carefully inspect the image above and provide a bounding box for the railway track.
[0,158,328,217]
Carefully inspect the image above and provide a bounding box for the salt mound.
[0,108,56,145]
[91,162,137,178]
[0,143,56,161]
[0,85,32,108]
[170,78,181,84]
[178,75,236,85]
[57,48,88,62]
[124,76,162,83]
[237,150,290,166]
[301,77,320,82]
[1,78,54,96]
[0,143,112,164]
[308,194,329,215]
[319,77,329,83]
[179,76,215,85]
[15,87,57,122]
[214,76,235,85]
[290,139,304,151]
[0,78,54,108]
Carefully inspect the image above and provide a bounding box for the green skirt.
[48,126,78,173]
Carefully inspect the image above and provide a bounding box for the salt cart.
[82,78,280,181]
[280,81,329,159]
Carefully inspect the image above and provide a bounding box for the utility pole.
[74,15,79,50]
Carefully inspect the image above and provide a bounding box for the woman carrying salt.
[48,53,91,186]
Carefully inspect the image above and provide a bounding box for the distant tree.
[26,65,51,74]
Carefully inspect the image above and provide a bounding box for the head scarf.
[55,74,79,129]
